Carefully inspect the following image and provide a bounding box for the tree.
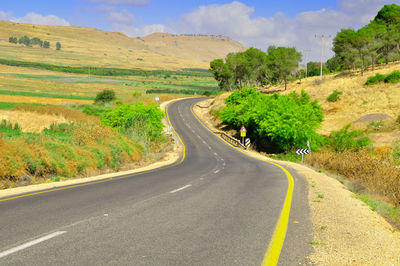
[43,41,50,48]
[374,4,400,25]
[266,46,302,90]
[20,36,31,46]
[326,56,342,72]
[209,58,234,90]
[243,47,268,87]
[56,42,61,50]
[31,37,43,47]
[9,37,13,43]
[95,89,116,103]
[333,29,358,70]
[353,27,374,76]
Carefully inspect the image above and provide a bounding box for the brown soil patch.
[0,110,68,132]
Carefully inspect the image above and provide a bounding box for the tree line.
[209,46,302,90]
[331,4,400,76]
[9,36,61,50]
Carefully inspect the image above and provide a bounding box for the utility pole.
[315,35,331,81]
[303,49,311,77]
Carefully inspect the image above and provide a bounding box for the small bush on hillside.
[326,90,343,102]
[328,124,372,152]
[95,90,116,103]
[384,70,400,83]
[132,91,142,98]
[397,114,400,124]
[365,73,386,85]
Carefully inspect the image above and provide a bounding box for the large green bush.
[365,74,386,85]
[219,88,324,152]
[101,102,164,141]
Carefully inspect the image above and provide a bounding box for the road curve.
[0,97,312,265]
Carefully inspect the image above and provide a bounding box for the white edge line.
[169,184,192,194]
[0,231,66,259]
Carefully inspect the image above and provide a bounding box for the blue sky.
[1,0,399,61]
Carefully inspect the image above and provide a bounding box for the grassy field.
[0,64,219,106]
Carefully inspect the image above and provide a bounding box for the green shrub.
[384,70,400,83]
[101,102,164,141]
[219,88,324,152]
[328,124,372,152]
[326,90,343,102]
[95,90,116,103]
[132,91,142,97]
[393,141,400,165]
[365,73,386,85]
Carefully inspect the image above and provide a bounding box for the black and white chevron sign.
[296,149,310,155]
[245,138,251,147]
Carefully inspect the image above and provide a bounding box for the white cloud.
[0,10,12,21]
[11,12,70,26]
[108,9,135,25]
[171,0,400,61]
[90,0,150,7]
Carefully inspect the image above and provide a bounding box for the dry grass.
[12,105,95,123]
[306,150,400,206]
[0,21,244,70]
[266,61,400,135]
[0,120,143,189]
[0,110,68,133]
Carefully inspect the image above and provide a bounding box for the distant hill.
[0,20,246,70]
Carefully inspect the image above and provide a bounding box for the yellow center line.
[189,101,294,266]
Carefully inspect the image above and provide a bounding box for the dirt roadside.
[193,98,400,265]
[0,98,184,199]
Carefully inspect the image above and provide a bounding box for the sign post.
[240,125,247,145]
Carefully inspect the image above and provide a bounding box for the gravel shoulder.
[193,98,400,265]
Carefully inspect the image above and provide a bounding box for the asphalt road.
[0,97,312,265]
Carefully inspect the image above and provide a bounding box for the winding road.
[0,97,312,265]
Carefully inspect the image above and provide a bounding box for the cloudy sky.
[1,0,399,61]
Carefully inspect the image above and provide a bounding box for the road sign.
[245,138,251,147]
[240,125,247,137]
[296,149,310,155]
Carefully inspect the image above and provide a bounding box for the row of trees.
[9,36,61,50]
[209,46,302,90]
[332,4,400,76]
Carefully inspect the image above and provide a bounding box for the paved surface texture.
[0,98,312,265]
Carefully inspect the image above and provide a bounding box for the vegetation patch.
[366,70,400,85]
[0,58,211,77]
[219,88,324,152]
[326,90,343,102]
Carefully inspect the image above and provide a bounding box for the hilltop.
[0,20,246,70]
